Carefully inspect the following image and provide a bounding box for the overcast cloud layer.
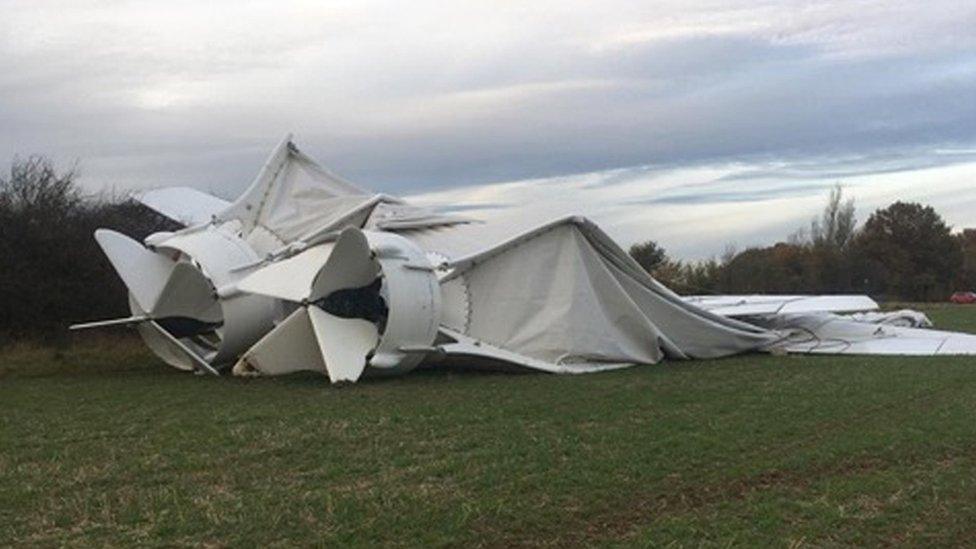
[2,1,975,257]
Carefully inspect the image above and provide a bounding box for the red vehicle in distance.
[950,291,976,304]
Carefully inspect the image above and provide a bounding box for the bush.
[0,156,178,340]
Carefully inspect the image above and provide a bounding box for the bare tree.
[810,184,856,249]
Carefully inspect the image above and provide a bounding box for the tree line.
[0,156,178,340]
[630,185,976,301]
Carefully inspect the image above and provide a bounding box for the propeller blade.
[309,227,379,302]
[236,243,336,302]
[308,306,378,383]
[144,320,220,376]
[232,309,326,376]
[94,229,176,312]
[150,262,222,323]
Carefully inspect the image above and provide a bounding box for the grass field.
[3,305,976,546]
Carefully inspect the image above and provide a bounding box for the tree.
[810,184,856,250]
[718,243,813,294]
[957,229,976,290]
[732,185,860,295]
[674,258,723,295]
[629,240,668,274]
[851,201,962,300]
[0,156,178,338]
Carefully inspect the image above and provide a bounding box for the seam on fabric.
[460,273,472,333]
[250,153,291,236]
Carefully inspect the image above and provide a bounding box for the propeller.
[73,229,224,375]
[234,226,441,383]
[234,227,382,383]
[306,227,383,382]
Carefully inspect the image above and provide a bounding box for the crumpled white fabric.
[847,309,933,328]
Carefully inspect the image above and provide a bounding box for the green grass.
[2,305,976,546]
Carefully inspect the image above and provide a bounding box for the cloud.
[1,0,975,254]
[407,149,976,259]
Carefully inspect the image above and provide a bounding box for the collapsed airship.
[72,136,976,382]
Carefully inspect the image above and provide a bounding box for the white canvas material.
[217,136,369,243]
[684,294,879,317]
[848,309,933,328]
[758,313,976,355]
[212,138,470,253]
[408,218,778,367]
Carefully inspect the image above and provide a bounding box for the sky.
[2,0,975,258]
